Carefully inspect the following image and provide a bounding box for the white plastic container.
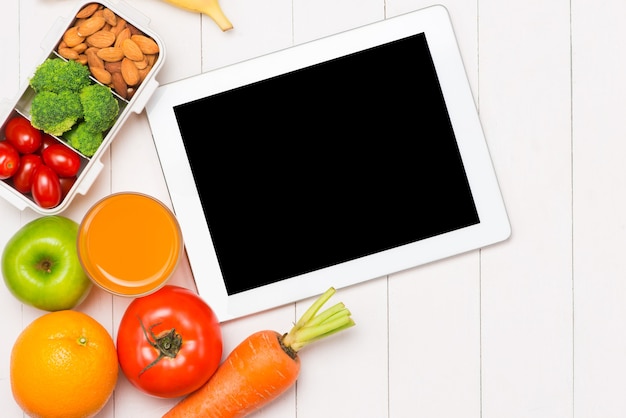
[0,0,165,215]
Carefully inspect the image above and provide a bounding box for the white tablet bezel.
[145,4,510,321]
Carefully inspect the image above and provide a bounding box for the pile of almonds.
[56,2,160,100]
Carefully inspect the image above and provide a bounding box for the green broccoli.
[79,84,119,133]
[29,58,91,94]
[64,122,103,157]
[27,57,121,157]
[30,90,83,136]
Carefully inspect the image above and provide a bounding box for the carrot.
[163,287,355,418]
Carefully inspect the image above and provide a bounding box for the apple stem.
[39,260,53,273]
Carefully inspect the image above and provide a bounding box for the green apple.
[2,215,92,311]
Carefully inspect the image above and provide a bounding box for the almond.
[87,30,116,48]
[74,17,87,27]
[137,66,151,84]
[109,17,127,37]
[111,72,128,99]
[62,27,85,48]
[76,3,100,19]
[91,66,112,85]
[121,57,140,86]
[76,54,88,66]
[58,47,79,60]
[145,53,157,66]
[59,6,161,101]
[104,60,122,74]
[77,16,105,37]
[97,46,125,62]
[102,8,117,26]
[122,38,144,61]
[114,27,131,48]
[86,48,104,69]
[127,23,141,36]
[72,42,88,54]
[133,56,149,70]
[130,35,159,55]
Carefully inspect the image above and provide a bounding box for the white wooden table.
[2,0,626,417]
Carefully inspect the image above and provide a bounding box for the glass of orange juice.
[77,192,183,297]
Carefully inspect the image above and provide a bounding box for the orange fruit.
[10,310,119,418]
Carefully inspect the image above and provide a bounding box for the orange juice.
[77,192,182,297]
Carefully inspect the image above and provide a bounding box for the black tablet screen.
[173,32,479,295]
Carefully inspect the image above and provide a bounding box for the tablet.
[145,4,511,321]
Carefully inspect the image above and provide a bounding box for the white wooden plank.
[0,0,20,103]
[479,1,574,417]
[390,253,481,417]
[571,1,626,417]
[293,0,384,44]
[202,0,294,72]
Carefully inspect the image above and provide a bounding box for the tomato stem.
[138,317,183,376]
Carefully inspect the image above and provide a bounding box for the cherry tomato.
[5,115,42,154]
[31,165,62,208]
[117,285,223,398]
[37,133,58,154]
[12,153,43,194]
[59,176,77,198]
[0,141,20,179]
[42,143,81,178]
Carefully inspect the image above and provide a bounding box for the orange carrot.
[163,287,355,418]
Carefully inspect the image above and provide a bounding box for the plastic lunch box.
[0,0,165,215]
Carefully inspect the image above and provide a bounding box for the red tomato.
[5,115,42,154]
[31,165,62,208]
[0,141,20,179]
[42,143,81,178]
[117,285,223,398]
[12,153,43,193]
[59,175,77,198]
[38,133,57,154]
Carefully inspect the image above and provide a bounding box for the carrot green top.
[282,287,355,353]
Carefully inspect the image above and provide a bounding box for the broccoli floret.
[64,122,103,157]
[29,58,91,94]
[79,84,120,133]
[30,90,83,136]
[27,58,119,155]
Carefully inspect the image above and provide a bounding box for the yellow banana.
[160,0,234,31]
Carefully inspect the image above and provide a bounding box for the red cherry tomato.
[0,141,20,179]
[12,153,43,194]
[38,133,58,154]
[117,285,223,398]
[42,143,81,178]
[5,115,42,154]
[59,176,77,198]
[31,165,62,208]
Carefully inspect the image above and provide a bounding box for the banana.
[160,0,234,31]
